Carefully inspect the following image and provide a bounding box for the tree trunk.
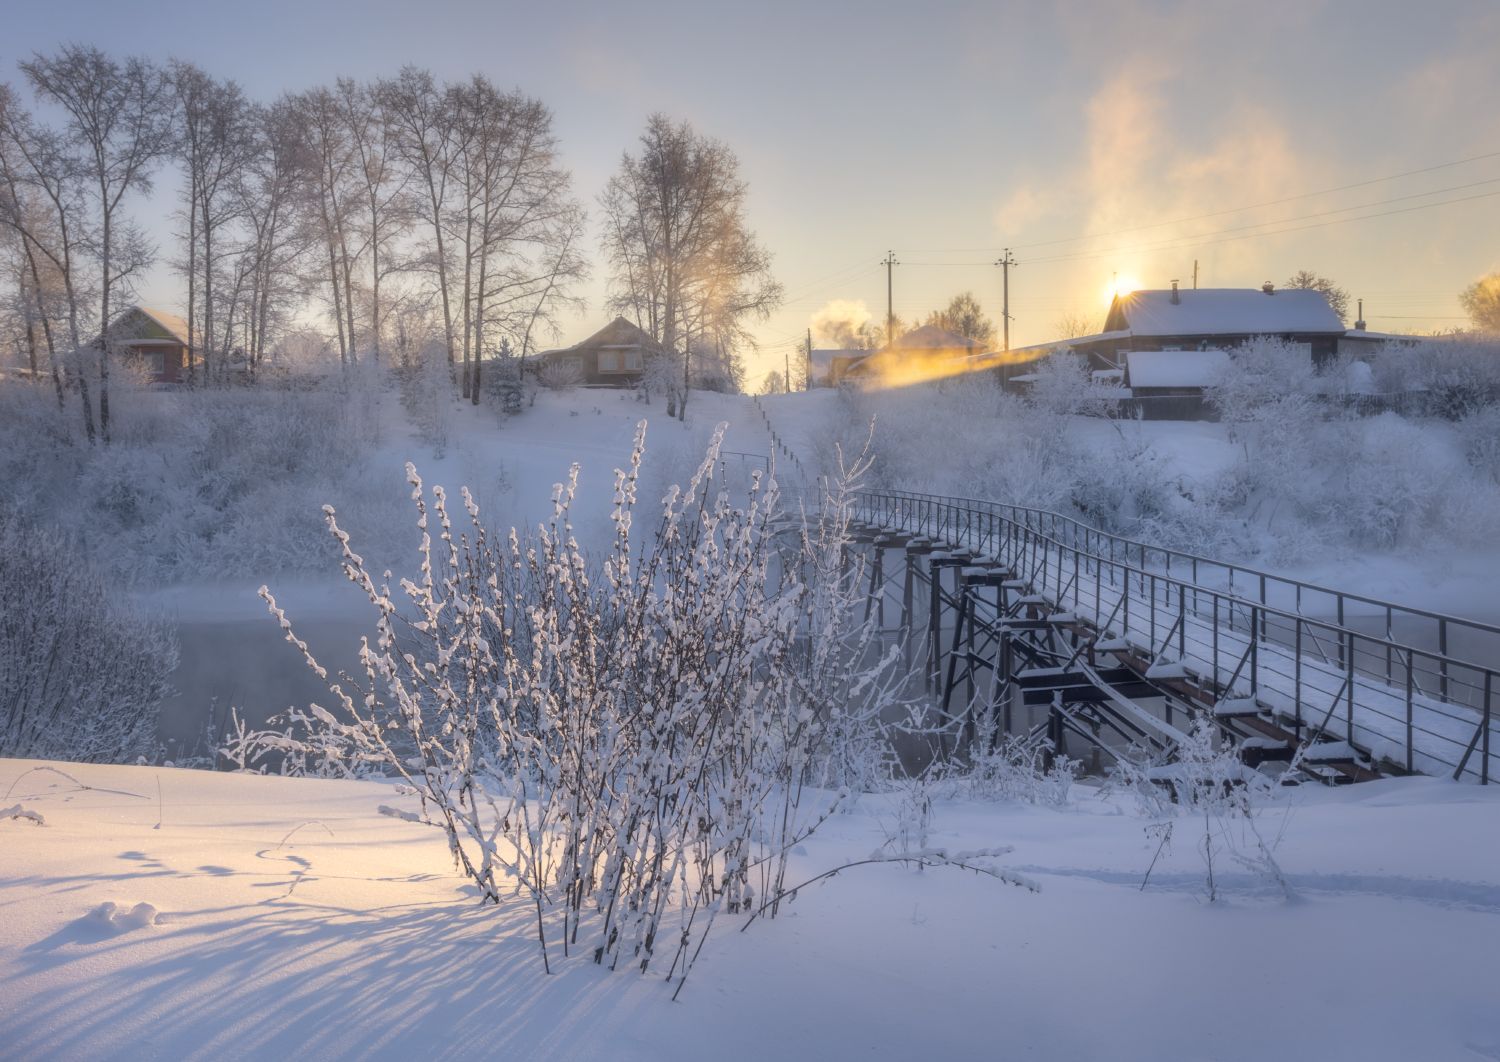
[185,188,197,387]
[98,206,111,445]
[202,208,214,387]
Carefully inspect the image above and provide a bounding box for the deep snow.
[2,760,1498,1060]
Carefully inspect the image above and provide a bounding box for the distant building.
[1082,283,1347,367]
[538,316,667,386]
[105,306,195,385]
[807,348,873,387]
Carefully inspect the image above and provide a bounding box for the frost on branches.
[237,421,999,993]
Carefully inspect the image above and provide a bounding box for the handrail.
[855,491,1477,669]
[860,488,1500,663]
[848,488,1498,782]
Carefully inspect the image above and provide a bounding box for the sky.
[5,0,1500,388]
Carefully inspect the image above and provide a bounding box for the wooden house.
[1077,283,1347,368]
[106,306,196,385]
[538,316,667,386]
[807,348,874,387]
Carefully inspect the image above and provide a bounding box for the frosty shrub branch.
[237,423,1028,991]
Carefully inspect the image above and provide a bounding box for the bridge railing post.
[1440,618,1450,703]
[1483,671,1492,785]
[1346,629,1356,746]
[1249,608,1259,695]
[1406,650,1415,774]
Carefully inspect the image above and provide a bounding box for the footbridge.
[836,489,1499,785]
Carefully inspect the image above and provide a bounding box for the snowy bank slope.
[3,760,1499,1061]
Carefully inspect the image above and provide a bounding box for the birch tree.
[0,83,96,425]
[235,99,309,377]
[294,86,361,366]
[335,78,409,365]
[379,67,463,370]
[171,62,257,385]
[450,77,581,402]
[21,46,172,442]
[600,114,780,416]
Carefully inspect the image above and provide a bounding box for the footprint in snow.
[79,902,162,936]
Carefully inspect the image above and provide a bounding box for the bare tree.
[172,62,258,385]
[1285,270,1350,325]
[21,47,172,442]
[293,86,361,366]
[336,78,409,365]
[379,67,464,370]
[449,77,581,404]
[924,291,995,345]
[1460,273,1500,334]
[235,99,309,378]
[1053,310,1097,340]
[0,82,96,424]
[600,114,780,419]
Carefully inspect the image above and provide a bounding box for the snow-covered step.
[1214,696,1262,717]
[1146,660,1188,680]
[1303,741,1358,763]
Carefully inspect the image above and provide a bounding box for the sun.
[1103,273,1142,304]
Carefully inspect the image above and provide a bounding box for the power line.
[889,147,1500,256]
[1007,188,1500,270]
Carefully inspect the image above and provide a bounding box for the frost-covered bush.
[1457,406,1500,484]
[396,341,453,457]
[1411,339,1500,419]
[538,357,582,389]
[0,371,402,585]
[1114,720,1289,903]
[0,515,177,763]
[1025,350,1124,419]
[239,424,962,991]
[959,732,1077,806]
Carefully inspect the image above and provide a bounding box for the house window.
[598,350,620,372]
[143,350,166,377]
[622,349,642,371]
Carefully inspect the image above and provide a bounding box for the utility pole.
[806,327,813,390]
[784,347,790,393]
[1193,259,1199,289]
[995,248,1017,352]
[881,250,899,347]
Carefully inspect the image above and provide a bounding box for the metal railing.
[852,489,1497,783]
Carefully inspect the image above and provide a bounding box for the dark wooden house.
[104,306,196,385]
[539,316,667,386]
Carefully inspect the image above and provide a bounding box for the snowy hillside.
[2,759,1498,1061]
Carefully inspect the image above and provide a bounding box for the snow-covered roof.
[138,307,192,345]
[106,306,194,347]
[1126,349,1231,389]
[1108,288,1344,336]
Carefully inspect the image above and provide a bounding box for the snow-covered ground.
[2,759,1498,1061]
